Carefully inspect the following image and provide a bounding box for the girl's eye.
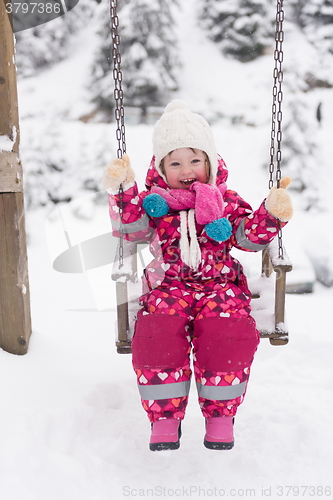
[170,162,180,167]
[191,159,201,164]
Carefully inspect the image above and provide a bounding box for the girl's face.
[162,148,208,189]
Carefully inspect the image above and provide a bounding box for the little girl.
[103,100,293,451]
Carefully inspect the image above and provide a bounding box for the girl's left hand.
[265,176,293,222]
[102,154,135,193]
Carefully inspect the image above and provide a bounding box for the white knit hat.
[152,100,218,184]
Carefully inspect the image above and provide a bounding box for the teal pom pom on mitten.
[205,217,232,242]
[143,193,169,217]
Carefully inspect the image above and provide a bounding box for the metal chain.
[110,0,126,159]
[269,0,285,259]
[110,0,126,267]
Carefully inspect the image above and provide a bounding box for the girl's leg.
[192,315,260,418]
[133,314,191,421]
[132,288,193,422]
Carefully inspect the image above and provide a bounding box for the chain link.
[110,0,286,262]
[110,0,126,159]
[269,0,285,259]
[110,0,126,267]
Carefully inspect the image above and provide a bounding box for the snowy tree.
[287,0,333,54]
[200,0,275,62]
[281,99,321,210]
[15,0,95,77]
[264,102,323,212]
[21,118,113,209]
[90,0,179,117]
[268,65,326,211]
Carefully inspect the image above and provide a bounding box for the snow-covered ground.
[1,2,333,498]
[1,205,333,500]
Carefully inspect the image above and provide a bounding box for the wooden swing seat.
[112,238,292,353]
[109,0,291,353]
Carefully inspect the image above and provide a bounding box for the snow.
[17,23,98,121]
[0,133,15,152]
[1,1,333,498]
[2,211,333,497]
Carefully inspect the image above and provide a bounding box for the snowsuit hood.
[144,155,229,192]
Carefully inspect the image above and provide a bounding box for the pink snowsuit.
[108,156,286,422]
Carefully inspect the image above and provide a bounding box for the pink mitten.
[265,176,293,222]
[102,154,135,193]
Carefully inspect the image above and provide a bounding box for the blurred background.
[15,0,333,290]
[0,2,332,497]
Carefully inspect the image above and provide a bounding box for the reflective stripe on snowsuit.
[107,156,286,422]
[132,284,259,422]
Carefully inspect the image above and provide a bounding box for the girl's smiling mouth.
[180,178,196,186]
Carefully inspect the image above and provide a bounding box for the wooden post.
[115,282,132,354]
[0,0,32,355]
[274,266,288,326]
[111,240,136,354]
[261,248,273,278]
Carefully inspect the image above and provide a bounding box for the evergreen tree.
[15,0,95,77]
[90,0,179,116]
[287,0,333,54]
[21,119,112,209]
[269,67,324,211]
[200,0,275,62]
[281,99,320,209]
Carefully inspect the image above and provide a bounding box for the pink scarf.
[150,181,227,225]
[149,182,228,270]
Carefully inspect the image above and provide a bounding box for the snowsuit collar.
[144,156,230,270]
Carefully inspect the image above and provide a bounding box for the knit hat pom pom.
[164,100,190,113]
[143,193,169,218]
[205,217,232,242]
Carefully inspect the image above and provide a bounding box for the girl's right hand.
[102,154,135,193]
[265,176,293,222]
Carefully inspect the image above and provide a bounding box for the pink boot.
[204,416,234,450]
[149,419,181,451]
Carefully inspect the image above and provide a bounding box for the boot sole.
[204,439,234,450]
[149,440,180,451]
[149,424,182,451]
[204,416,235,450]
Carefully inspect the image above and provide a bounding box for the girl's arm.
[103,155,153,242]
[226,178,293,252]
